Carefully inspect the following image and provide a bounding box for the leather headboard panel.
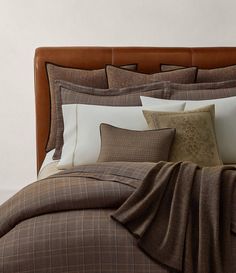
[34,46,236,172]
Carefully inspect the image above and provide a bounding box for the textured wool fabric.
[0,162,168,273]
[106,65,197,88]
[46,63,137,151]
[143,105,222,167]
[168,80,236,100]
[160,64,236,83]
[112,161,236,273]
[171,80,236,90]
[0,162,235,273]
[168,84,236,100]
[98,124,175,163]
[53,80,169,159]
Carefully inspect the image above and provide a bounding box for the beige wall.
[0,0,236,200]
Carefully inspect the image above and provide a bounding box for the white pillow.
[141,96,185,107]
[141,96,236,163]
[58,103,185,169]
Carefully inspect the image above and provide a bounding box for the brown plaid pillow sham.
[46,63,137,151]
[98,124,175,163]
[160,64,236,83]
[168,80,236,100]
[106,65,197,89]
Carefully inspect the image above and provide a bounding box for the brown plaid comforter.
[0,162,236,273]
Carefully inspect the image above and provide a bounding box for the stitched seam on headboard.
[112,47,114,65]
[190,48,193,66]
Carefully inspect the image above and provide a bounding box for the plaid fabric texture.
[106,65,197,89]
[0,162,169,273]
[0,209,170,273]
[168,81,236,100]
[46,63,137,151]
[161,64,236,83]
[0,162,235,273]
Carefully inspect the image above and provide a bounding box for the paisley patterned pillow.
[143,105,222,167]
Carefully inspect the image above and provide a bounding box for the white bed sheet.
[37,149,61,180]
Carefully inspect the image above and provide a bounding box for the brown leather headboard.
[34,46,236,173]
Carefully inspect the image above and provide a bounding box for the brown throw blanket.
[112,161,236,273]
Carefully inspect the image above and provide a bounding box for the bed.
[0,47,236,273]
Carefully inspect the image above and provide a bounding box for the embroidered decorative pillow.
[141,96,236,163]
[143,105,222,167]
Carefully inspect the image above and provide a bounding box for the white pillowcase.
[141,96,185,107]
[58,103,185,169]
[141,96,236,163]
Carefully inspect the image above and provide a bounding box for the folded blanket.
[112,161,236,273]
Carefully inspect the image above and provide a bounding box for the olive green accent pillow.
[98,124,175,163]
[143,105,222,167]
